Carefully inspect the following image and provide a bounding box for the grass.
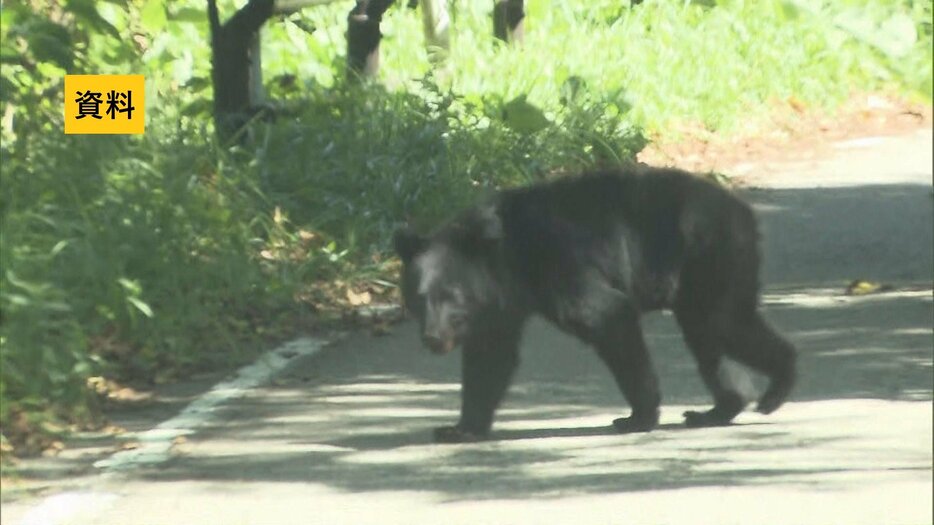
[270,0,932,133]
[0,0,931,456]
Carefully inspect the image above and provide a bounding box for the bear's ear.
[459,204,502,250]
[475,204,502,241]
[393,227,427,262]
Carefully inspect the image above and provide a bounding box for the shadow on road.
[746,183,933,285]
[131,183,932,500]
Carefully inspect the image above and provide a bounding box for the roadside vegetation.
[1,0,930,457]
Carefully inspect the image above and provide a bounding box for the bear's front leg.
[435,325,522,443]
[581,288,661,434]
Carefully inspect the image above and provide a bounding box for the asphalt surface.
[3,129,932,525]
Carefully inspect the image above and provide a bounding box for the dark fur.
[394,166,796,443]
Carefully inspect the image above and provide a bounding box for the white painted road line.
[13,337,331,525]
[94,337,328,471]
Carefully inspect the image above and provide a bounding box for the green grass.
[1,0,931,455]
[269,0,932,133]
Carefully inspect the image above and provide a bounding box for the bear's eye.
[448,311,468,329]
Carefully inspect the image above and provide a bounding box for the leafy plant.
[1,0,930,457]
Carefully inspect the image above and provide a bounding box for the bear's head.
[393,205,504,354]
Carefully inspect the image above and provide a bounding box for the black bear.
[394,165,796,443]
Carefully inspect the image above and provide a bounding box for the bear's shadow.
[491,420,770,441]
[327,421,772,451]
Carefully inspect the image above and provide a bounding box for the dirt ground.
[638,93,932,176]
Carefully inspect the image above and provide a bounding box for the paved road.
[5,130,932,525]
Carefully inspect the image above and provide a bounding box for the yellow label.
[64,75,145,134]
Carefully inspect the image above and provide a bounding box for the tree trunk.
[208,0,274,141]
[492,0,524,44]
[346,0,396,78]
[420,0,450,64]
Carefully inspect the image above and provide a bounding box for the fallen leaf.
[845,279,893,296]
[103,425,127,436]
[41,441,65,457]
[788,97,806,113]
[346,288,372,306]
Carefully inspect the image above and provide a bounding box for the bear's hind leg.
[721,310,796,415]
[674,308,748,427]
